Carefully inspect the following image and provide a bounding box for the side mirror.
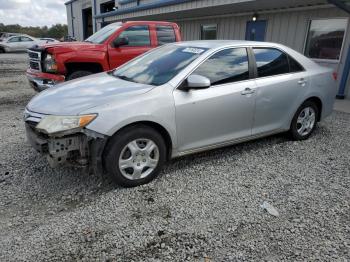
[112,37,129,48]
[181,74,211,91]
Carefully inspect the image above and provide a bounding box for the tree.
[0,23,68,39]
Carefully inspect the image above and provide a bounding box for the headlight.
[36,114,97,135]
[44,53,58,72]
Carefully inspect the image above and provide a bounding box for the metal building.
[65,0,350,98]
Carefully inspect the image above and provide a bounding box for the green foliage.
[0,23,68,39]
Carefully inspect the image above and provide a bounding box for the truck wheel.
[0,48,5,53]
[104,125,167,187]
[66,70,92,81]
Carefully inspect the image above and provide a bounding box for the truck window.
[85,22,122,44]
[117,25,151,46]
[156,25,176,45]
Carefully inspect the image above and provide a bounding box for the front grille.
[29,61,40,70]
[28,52,39,59]
[28,50,42,72]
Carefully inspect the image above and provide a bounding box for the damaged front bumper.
[26,69,65,92]
[24,111,107,173]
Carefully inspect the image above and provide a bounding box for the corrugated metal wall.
[66,0,92,40]
[175,6,350,95]
[176,7,346,53]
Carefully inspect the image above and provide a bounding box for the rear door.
[251,47,308,135]
[108,24,154,69]
[20,36,35,50]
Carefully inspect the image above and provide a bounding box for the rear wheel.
[66,70,93,81]
[0,48,5,53]
[104,126,167,187]
[289,101,319,140]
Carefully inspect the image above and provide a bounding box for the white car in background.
[0,35,45,53]
[39,38,60,43]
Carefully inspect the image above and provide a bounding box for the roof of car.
[173,40,283,49]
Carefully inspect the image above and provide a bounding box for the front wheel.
[289,101,319,140]
[104,126,167,187]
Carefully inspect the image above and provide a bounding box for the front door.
[108,25,153,69]
[174,47,256,153]
[245,20,267,41]
[6,36,21,51]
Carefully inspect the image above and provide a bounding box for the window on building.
[304,18,348,60]
[192,48,249,85]
[253,48,289,77]
[156,25,176,45]
[100,1,116,13]
[117,25,151,46]
[201,24,217,40]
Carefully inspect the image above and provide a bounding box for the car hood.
[27,72,155,115]
[34,41,106,54]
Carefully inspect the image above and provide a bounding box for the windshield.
[85,22,122,44]
[113,45,208,86]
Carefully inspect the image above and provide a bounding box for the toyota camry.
[24,40,337,187]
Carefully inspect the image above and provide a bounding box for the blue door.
[245,21,267,41]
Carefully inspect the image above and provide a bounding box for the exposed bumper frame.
[25,123,108,174]
[26,69,65,92]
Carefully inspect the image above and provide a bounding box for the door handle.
[298,78,307,86]
[241,87,255,95]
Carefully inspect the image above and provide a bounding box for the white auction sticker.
[182,47,205,54]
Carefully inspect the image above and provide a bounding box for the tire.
[104,125,167,187]
[289,101,319,141]
[0,48,5,53]
[66,70,93,81]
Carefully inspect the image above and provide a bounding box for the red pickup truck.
[26,21,181,91]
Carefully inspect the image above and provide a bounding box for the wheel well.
[107,121,173,160]
[304,97,322,121]
[65,62,103,76]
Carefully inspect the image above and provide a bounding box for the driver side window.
[117,25,151,47]
[192,48,250,86]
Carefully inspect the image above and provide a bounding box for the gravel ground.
[0,53,349,261]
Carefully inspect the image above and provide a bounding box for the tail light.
[332,72,337,81]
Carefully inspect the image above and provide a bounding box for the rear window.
[288,55,304,72]
[253,48,290,77]
[156,25,176,45]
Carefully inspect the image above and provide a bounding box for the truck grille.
[29,61,40,71]
[28,51,39,59]
[27,50,42,72]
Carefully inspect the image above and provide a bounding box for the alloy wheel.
[296,106,316,136]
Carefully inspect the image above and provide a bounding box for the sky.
[0,0,67,27]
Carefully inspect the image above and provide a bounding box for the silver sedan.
[0,35,43,53]
[24,40,337,187]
